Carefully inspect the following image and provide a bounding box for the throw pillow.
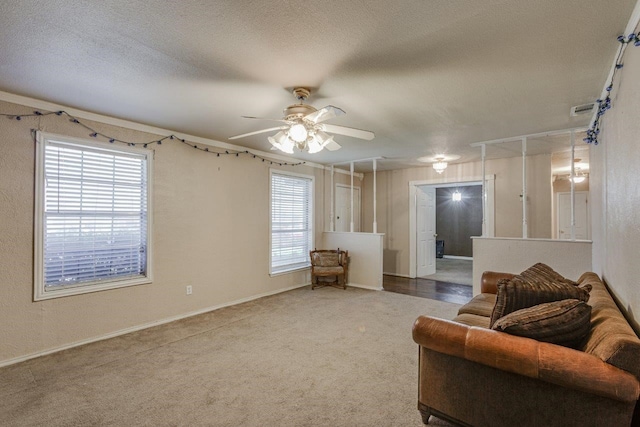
[519,262,592,293]
[489,276,590,327]
[492,299,592,348]
[519,263,577,286]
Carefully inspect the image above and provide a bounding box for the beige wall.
[591,44,640,332]
[322,232,384,290]
[472,238,592,295]
[362,154,552,276]
[322,168,363,233]
[0,99,327,364]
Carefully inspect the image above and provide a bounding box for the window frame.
[33,131,153,301]
[269,169,314,275]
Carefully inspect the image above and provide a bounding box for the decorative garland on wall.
[584,31,640,145]
[0,109,306,166]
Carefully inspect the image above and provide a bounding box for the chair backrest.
[310,249,347,267]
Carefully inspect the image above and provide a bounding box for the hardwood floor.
[383,274,472,305]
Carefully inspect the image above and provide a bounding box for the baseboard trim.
[348,282,383,291]
[0,282,309,368]
[443,255,473,260]
[383,272,412,278]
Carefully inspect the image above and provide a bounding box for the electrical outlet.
[186,285,192,295]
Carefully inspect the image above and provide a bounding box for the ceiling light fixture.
[570,158,587,183]
[452,190,462,201]
[571,168,587,183]
[432,157,448,174]
[417,154,460,174]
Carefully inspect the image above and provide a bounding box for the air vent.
[570,103,595,116]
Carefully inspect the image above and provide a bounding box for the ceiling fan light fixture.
[280,137,295,154]
[307,136,324,154]
[288,123,308,142]
[268,131,295,154]
[230,87,373,154]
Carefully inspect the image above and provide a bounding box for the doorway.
[410,176,494,282]
[557,191,590,240]
[335,184,361,232]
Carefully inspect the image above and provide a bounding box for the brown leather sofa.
[412,271,640,426]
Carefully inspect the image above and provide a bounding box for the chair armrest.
[481,271,516,294]
[412,315,640,403]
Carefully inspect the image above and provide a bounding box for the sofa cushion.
[457,293,496,317]
[489,277,591,327]
[453,312,491,329]
[312,266,344,275]
[492,299,592,348]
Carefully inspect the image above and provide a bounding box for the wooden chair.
[309,249,348,290]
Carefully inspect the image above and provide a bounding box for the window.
[34,132,152,300]
[270,170,314,274]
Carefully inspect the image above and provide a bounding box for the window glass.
[270,171,313,274]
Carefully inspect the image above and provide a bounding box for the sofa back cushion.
[578,272,640,381]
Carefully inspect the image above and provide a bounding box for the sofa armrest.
[481,271,516,294]
[412,315,640,403]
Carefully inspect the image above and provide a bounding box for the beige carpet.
[0,286,460,426]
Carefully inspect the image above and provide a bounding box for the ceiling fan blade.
[229,126,285,140]
[325,139,342,151]
[242,116,291,123]
[303,105,345,124]
[321,124,375,140]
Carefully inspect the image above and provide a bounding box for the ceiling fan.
[229,87,375,154]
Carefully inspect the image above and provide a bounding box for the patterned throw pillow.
[489,276,590,327]
[520,263,592,293]
[492,299,592,348]
[519,263,577,285]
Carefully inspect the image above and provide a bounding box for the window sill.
[269,265,310,277]
[34,276,152,301]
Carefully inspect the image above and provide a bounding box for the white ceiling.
[0,0,635,172]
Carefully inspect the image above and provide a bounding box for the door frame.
[409,175,495,278]
[335,183,361,232]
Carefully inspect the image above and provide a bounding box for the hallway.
[420,258,472,286]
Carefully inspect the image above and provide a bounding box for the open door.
[417,186,436,276]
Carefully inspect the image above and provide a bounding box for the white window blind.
[35,134,151,299]
[271,171,313,273]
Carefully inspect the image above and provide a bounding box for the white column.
[373,158,378,233]
[330,166,335,232]
[481,144,486,237]
[350,162,354,232]
[522,137,528,238]
[570,131,576,240]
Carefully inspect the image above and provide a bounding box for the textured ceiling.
[0,0,635,172]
